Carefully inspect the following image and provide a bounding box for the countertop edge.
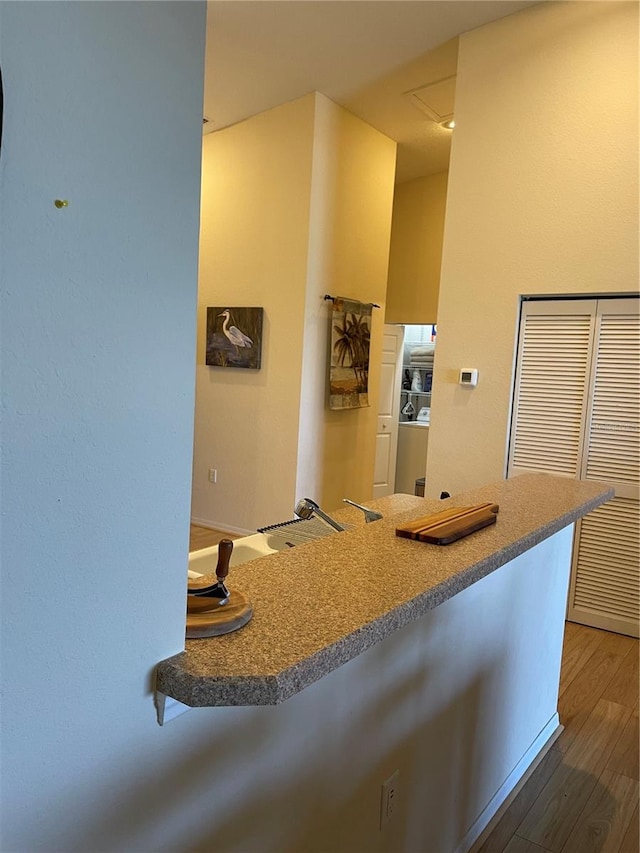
[156,480,613,708]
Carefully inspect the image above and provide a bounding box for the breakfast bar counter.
[156,474,612,708]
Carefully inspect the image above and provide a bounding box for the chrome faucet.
[343,498,383,523]
[294,497,345,532]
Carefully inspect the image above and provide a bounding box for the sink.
[188,532,285,579]
[188,517,346,579]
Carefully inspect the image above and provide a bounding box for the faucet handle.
[342,498,383,523]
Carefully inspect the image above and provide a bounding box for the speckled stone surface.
[156,474,613,707]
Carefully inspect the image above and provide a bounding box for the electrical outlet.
[208,468,217,483]
[380,770,399,828]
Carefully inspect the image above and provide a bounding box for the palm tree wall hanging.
[329,297,373,410]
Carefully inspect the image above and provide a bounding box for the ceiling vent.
[405,75,456,124]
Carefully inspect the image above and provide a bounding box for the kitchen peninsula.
[156,474,612,853]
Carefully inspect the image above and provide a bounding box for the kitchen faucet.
[294,497,345,532]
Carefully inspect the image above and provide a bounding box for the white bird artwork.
[218,309,253,355]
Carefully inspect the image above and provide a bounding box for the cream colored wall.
[395,424,429,495]
[300,94,397,511]
[427,0,639,499]
[193,96,316,532]
[385,171,448,325]
[193,93,397,530]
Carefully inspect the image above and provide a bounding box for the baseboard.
[459,715,563,853]
[190,516,253,537]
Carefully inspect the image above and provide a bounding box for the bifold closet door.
[568,298,639,637]
[508,300,596,480]
[509,297,639,637]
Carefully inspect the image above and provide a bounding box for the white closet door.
[509,296,639,637]
[569,497,639,634]
[568,298,639,637]
[508,300,596,479]
[584,300,640,488]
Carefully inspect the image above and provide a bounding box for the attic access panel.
[405,74,456,124]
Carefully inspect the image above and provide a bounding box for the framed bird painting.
[206,307,264,369]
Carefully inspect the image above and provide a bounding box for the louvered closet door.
[509,297,639,637]
[568,298,639,637]
[508,300,596,479]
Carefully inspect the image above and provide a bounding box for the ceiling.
[204,0,536,182]
[203,1,539,184]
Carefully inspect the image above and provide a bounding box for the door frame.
[372,324,404,498]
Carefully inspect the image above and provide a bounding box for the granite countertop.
[156,474,613,708]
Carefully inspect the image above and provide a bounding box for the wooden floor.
[189,523,239,552]
[476,621,639,853]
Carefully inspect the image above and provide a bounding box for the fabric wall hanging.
[329,297,373,410]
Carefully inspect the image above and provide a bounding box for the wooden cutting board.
[186,590,253,638]
[396,502,499,545]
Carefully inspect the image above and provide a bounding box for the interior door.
[372,325,404,498]
[507,299,596,479]
[508,296,639,637]
[568,297,639,636]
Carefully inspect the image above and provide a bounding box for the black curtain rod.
[324,294,380,309]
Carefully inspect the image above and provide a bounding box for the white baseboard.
[458,714,562,853]
[190,516,254,537]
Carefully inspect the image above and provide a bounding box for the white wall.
[427,0,639,498]
[0,2,207,848]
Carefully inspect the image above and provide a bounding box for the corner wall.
[427,0,639,498]
[300,94,397,511]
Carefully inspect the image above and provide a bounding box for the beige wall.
[303,94,397,510]
[395,424,429,495]
[193,96,315,532]
[193,93,397,531]
[385,171,448,325]
[427,0,639,498]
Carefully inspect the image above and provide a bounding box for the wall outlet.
[380,770,399,828]
[208,468,217,483]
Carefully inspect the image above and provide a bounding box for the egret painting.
[329,297,372,410]
[206,307,263,369]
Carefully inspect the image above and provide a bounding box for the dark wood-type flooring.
[475,621,639,853]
